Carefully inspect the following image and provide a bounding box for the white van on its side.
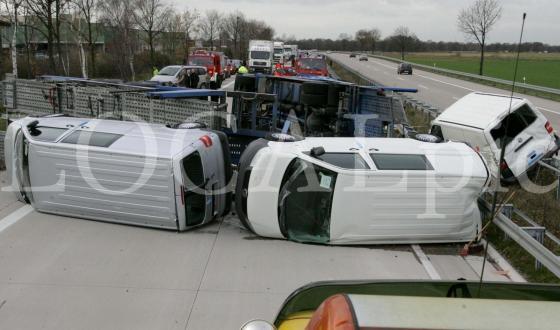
[4,116,232,231]
[431,92,560,183]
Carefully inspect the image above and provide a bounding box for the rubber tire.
[265,132,302,142]
[235,75,256,92]
[301,93,328,107]
[301,82,329,95]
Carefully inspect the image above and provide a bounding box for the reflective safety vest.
[238,66,249,74]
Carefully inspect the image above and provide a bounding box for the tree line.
[0,0,274,80]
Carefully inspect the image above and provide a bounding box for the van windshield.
[250,51,270,60]
[278,158,336,243]
[490,104,537,148]
[28,126,68,142]
[188,57,213,66]
[182,151,206,226]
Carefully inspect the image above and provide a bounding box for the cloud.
[170,0,559,44]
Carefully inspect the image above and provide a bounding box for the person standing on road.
[152,66,159,77]
[237,61,249,74]
[189,69,199,88]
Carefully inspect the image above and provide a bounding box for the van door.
[490,104,550,178]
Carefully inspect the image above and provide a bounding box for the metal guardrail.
[479,198,560,277]
[369,54,560,96]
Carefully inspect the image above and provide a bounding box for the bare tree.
[222,12,244,58]
[99,0,137,80]
[1,0,24,77]
[200,9,220,50]
[25,0,57,72]
[458,0,502,75]
[163,12,183,58]
[134,0,170,66]
[355,28,381,53]
[181,7,198,61]
[73,0,99,76]
[391,26,417,60]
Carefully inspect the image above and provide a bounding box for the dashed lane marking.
[411,244,441,280]
[0,205,33,235]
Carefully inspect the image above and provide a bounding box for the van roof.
[17,117,207,158]
[436,92,526,129]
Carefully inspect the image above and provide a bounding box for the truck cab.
[248,40,274,74]
[273,41,285,65]
[188,50,225,89]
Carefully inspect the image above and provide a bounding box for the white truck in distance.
[283,44,298,62]
[248,40,274,73]
[273,41,285,64]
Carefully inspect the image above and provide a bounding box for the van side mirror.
[27,120,40,136]
[310,146,325,158]
[240,320,276,330]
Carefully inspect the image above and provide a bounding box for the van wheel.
[236,75,256,92]
[265,132,301,142]
[414,133,441,143]
[301,82,329,95]
[177,122,207,129]
[301,93,327,107]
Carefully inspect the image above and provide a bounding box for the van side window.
[490,104,537,147]
[61,131,122,147]
[370,153,433,170]
[29,126,68,142]
[312,152,370,169]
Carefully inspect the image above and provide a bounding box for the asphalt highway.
[330,53,560,129]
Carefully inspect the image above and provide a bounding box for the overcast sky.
[172,0,559,44]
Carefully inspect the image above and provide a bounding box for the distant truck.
[283,44,298,62]
[248,40,274,74]
[187,50,225,89]
[273,41,285,65]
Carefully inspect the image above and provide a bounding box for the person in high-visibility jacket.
[237,61,249,74]
[152,66,159,76]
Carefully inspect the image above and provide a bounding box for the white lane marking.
[220,79,236,90]
[415,73,476,92]
[0,205,33,234]
[537,106,560,115]
[412,244,441,280]
[418,84,429,90]
[397,77,404,81]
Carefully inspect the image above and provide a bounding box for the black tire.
[415,133,441,143]
[301,82,329,95]
[177,122,207,129]
[265,132,302,142]
[301,93,327,107]
[235,75,256,92]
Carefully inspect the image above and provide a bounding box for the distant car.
[358,54,368,61]
[235,135,488,245]
[150,65,210,89]
[397,63,413,74]
[431,92,560,183]
[349,53,357,58]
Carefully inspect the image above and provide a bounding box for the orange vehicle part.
[305,294,356,330]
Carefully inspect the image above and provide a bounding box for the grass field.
[386,52,560,90]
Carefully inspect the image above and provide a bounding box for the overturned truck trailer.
[225,74,417,163]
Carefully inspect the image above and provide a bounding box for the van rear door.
[491,104,552,178]
[176,150,208,229]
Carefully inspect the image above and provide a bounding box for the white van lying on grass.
[235,135,489,245]
[431,92,560,183]
[4,116,232,231]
